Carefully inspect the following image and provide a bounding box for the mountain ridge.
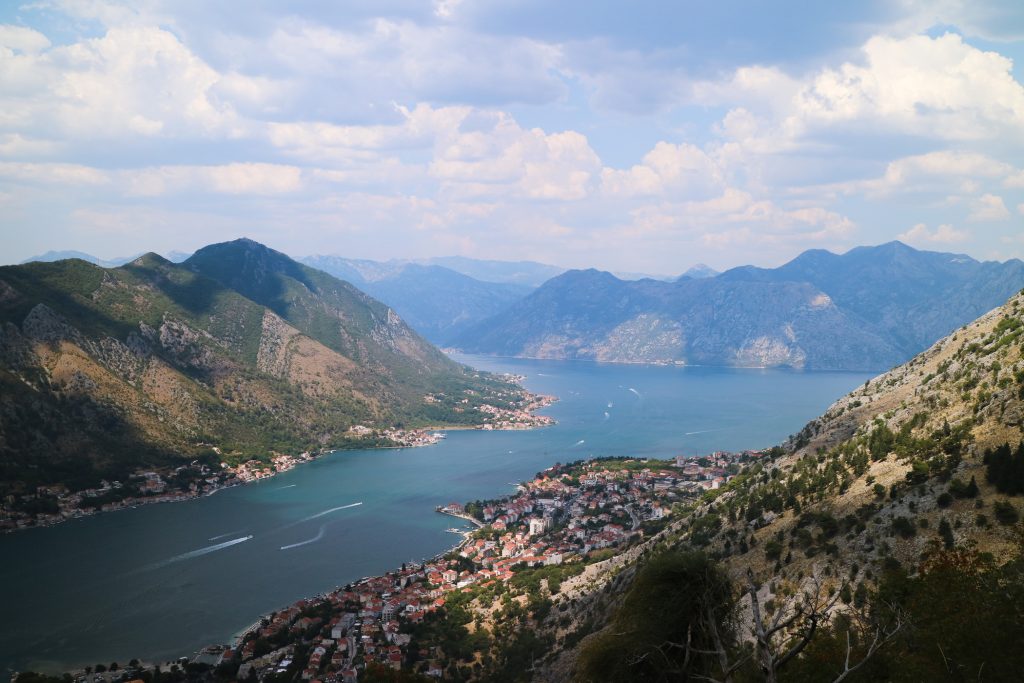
[0,240,541,520]
[455,242,1024,371]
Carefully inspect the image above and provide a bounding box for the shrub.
[993,500,1020,525]
[892,516,917,538]
[949,476,979,499]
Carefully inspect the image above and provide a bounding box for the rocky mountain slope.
[537,286,1024,681]
[455,242,1024,371]
[454,269,905,370]
[0,240,532,504]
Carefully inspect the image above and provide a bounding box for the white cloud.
[798,150,1020,200]
[601,142,723,199]
[792,33,1024,140]
[967,193,1011,221]
[428,112,602,201]
[623,188,855,248]
[126,163,302,196]
[697,32,1024,168]
[898,222,969,244]
[0,25,51,54]
[0,134,59,157]
[0,25,259,140]
[0,161,109,185]
[268,104,466,162]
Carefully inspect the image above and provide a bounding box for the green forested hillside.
[0,241,532,502]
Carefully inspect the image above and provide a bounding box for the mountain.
[416,255,565,287]
[0,240,533,504]
[454,242,1024,371]
[718,240,1024,353]
[537,286,1024,682]
[165,250,193,263]
[21,249,193,266]
[453,268,905,370]
[610,269,677,281]
[301,255,532,345]
[680,263,719,279]
[20,250,139,268]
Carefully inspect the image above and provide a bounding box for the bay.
[0,355,873,674]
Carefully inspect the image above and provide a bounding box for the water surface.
[0,356,873,673]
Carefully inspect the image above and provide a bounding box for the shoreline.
[451,351,889,374]
[1,394,557,535]
[225,506,484,651]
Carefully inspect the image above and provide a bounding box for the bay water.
[0,356,873,673]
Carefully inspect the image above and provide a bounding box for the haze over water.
[0,356,873,674]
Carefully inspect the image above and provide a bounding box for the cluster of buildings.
[220,452,758,681]
[233,452,317,483]
[0,464,227,531]
[230,563,465,681]
[474,400,556,430]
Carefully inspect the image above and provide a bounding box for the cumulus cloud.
[126,163,303,196]
[810,151,1019,198]
[0,25,256,139]
[0,161,109,185]
[601,143,723,199]
[0,25,51,54]
[3,3,1024,268]
[898,223,969,244]
[967,193,1011,221]
[779,33,1024,143]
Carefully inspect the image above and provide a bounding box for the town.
[77,450,766,682]
[0,397,557,532]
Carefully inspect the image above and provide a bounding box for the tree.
[738,569,902,683]
[576,551,737,682]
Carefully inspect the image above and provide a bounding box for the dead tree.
[691,567,903,683]
[745,567,903,683]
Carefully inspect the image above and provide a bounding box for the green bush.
[993,500,1020,525]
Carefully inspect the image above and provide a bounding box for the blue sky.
[1,0,1023,273]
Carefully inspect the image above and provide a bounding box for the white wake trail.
[280,525,327,551]
[148,536,253,570]
[298,502,362,523]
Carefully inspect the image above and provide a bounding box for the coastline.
[1,392,557,534]
[223,505,484,651]
[451,350,890,373]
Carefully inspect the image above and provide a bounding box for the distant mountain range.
[21,250,192,267]
[18,242,1022,371]
[453,242,1024,371]
[412,255,565,287]
[300,255,682,344]
[680,263,720,280]
[0,239,527,497]
[300,256,532,345]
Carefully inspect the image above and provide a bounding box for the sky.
[0,0,1023,274]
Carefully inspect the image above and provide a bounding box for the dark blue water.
[0,356,873,673]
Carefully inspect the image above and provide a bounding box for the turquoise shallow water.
[0,355,874,674]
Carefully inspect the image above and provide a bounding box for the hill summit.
[0,239,543,523]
